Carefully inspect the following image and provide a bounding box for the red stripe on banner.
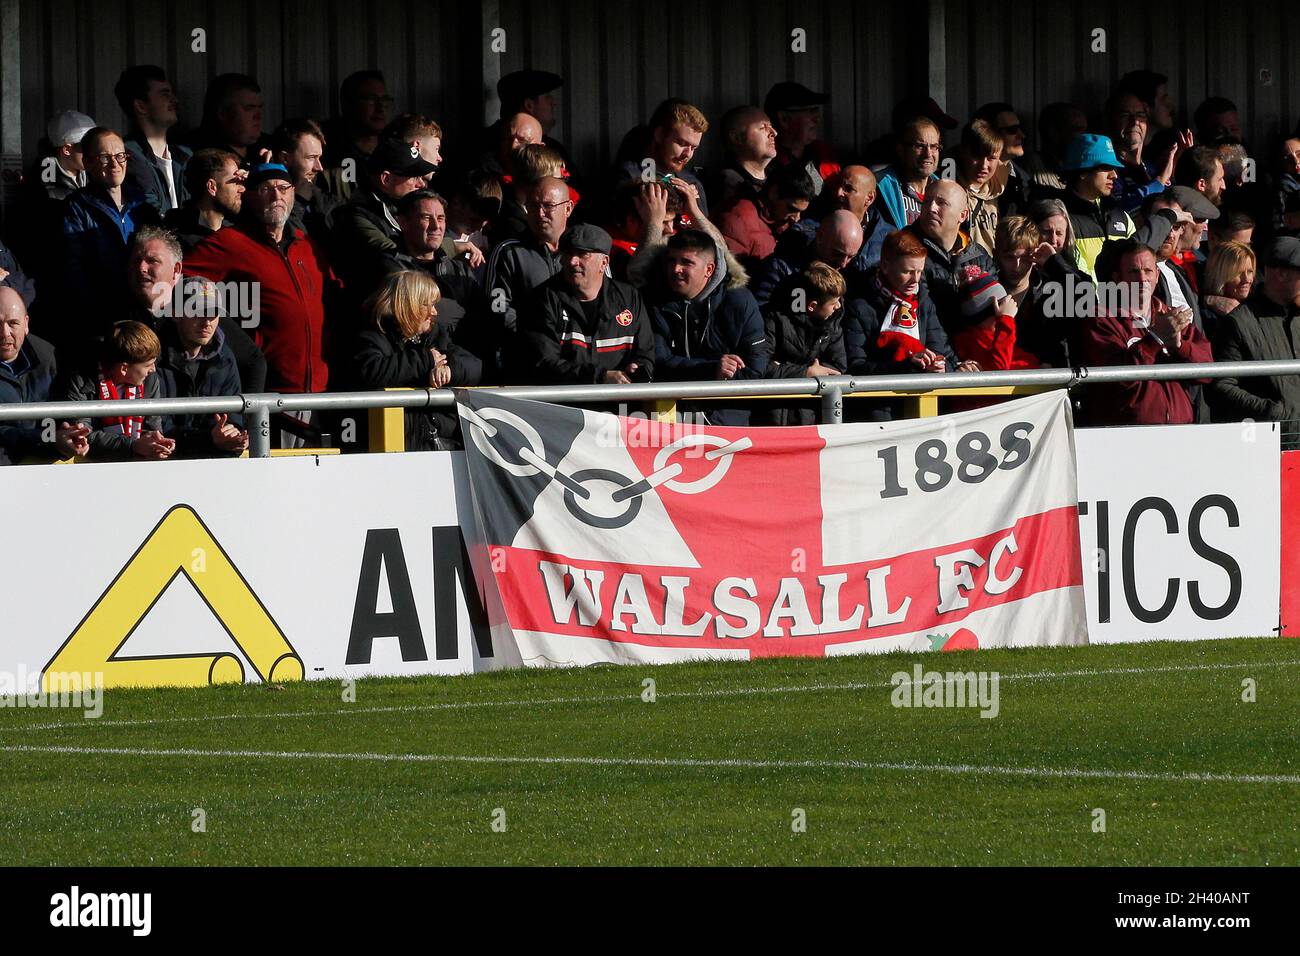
[489,506,1083,657]
[1281,451,1300,637]
[619,419,829,571]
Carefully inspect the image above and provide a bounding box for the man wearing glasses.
[59,127,160,343]
[974,101,1034,217]
[874,116,942,231]
[322,70,394,203]
[186,164,339,412]
[479,176,573,380]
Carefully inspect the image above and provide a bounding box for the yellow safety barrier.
[370,388,413,453]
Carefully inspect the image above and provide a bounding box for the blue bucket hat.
[1060,133,1124,172]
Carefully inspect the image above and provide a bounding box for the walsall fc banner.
[456,390,1087,666]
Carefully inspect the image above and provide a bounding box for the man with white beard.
[186,163,341,445]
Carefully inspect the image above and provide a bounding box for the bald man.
[710,105,778,207]
[0,288,88,463]
[903,179,1000,329]
[793,165,892,269]
[753,208,866,307]
[489,113,543,179]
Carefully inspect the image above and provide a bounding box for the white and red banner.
[457,390,1088,665]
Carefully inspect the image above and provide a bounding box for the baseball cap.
[1060,133,1124,172]
[498,70,563,108]
[764,82,829,116]
[560,224,612,255]
[245,163,294,189]
[1265,237,1300,269]
[47,110,97,147]
[367,138,439,177]
[1168,185,1220,221]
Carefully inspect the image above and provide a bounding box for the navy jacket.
[650,256,770,426]
[155,324,244,458]
[844,274,958,376]
[60,184,160,327]
[0,334,59,464]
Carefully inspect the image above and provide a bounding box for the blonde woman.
[1200,239,1255,340]
[354,270,482,451]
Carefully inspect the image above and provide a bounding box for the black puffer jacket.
[354,320,482,450]
[759,305,847,426]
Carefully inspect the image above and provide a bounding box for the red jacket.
[717,196,780,261]
[951,312,1040,371]
[185,223,338,393]
[1080,308,1213,425]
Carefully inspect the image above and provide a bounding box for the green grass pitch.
[1,637,1298,866]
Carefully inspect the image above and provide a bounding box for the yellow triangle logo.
[43,505,302,690]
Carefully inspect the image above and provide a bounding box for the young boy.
[62,319,175,460]
[760,261,848,425]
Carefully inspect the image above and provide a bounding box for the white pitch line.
[5,656,1300,734]
[1,742,1298,786]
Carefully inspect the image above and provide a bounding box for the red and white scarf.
[874,275,925,361]
[98,376,145,438]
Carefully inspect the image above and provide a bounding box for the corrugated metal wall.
[945,0,1297,152]
[17,0,475,156]
[491,0,915,171]
[8,0,1298,176]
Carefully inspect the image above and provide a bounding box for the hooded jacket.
[646,233,770,426]
[516,271,655,385]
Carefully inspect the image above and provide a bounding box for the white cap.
[47,110,97,147]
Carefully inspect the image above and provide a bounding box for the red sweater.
[185,224,338,393]
[1080,310,1213,425]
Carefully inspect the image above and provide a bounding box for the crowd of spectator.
[3,63,1299,461]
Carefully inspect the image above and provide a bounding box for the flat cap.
[498,70,563,106]
[1169,185,1220,221]
[1265,237,1300,269]
[764,82,829,116]
[560,224,612,255]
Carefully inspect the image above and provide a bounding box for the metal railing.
[2,359,1297,458]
